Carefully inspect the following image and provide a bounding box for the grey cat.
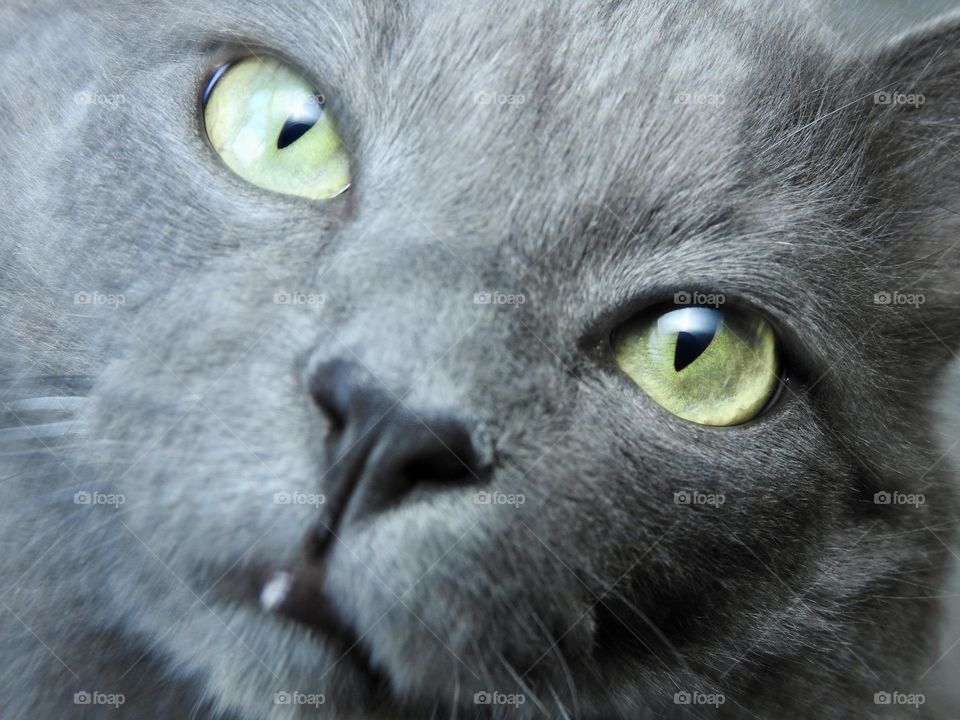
[2,0,960,718]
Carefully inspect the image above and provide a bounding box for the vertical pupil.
[276,94,324,149]
[674,327,717,372]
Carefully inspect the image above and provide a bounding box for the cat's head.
[4,0,960,717]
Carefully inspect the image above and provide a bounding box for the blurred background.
[818,0,960,711]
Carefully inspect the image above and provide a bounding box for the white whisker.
[0,421,85,442]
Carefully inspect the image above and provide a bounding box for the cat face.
[3,0,960,718]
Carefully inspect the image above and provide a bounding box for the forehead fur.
[0,0,862,365]
[5,0,956,405]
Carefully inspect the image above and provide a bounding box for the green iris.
[202,57,351,200]
[612,306,780,426]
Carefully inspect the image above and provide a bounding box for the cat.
[2,0,960,717]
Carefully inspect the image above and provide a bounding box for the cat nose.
[307,359,486,546]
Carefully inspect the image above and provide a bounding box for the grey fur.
[2,0,960,718]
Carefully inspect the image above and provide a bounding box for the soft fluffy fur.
[2,0,960,718]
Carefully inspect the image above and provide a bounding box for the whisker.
[530,613,580,719]
[0,420,85,442]
[498,654,550,718]
[3,396,88,413]
[0,374,93,400]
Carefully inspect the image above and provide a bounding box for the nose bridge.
[310,228,504,403]
[301,213,556,454]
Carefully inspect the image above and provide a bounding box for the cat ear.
[858,14,960,206]
[841,14,960,356]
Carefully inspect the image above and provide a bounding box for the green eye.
[612,305,780,426]
[202,57,351,200]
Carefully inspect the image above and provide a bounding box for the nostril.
[305,358,490,535]
[394,418,484,486]
[399,451,474,485]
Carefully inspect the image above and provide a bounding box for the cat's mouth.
[218,562,388,689]
[256,566,354,643]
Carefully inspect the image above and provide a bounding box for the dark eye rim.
[200,62,232,111]
[603,297,791,427]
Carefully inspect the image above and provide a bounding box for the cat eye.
[612,305,780,426]
[201,57,351,200]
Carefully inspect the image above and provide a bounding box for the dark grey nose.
[307,359,486,551]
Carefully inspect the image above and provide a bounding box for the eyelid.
[579,290,758,357]
[199,49,340,108]
[199,52,354,151]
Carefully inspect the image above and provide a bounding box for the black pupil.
[674,326,717,372]
[277,94,324,149]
